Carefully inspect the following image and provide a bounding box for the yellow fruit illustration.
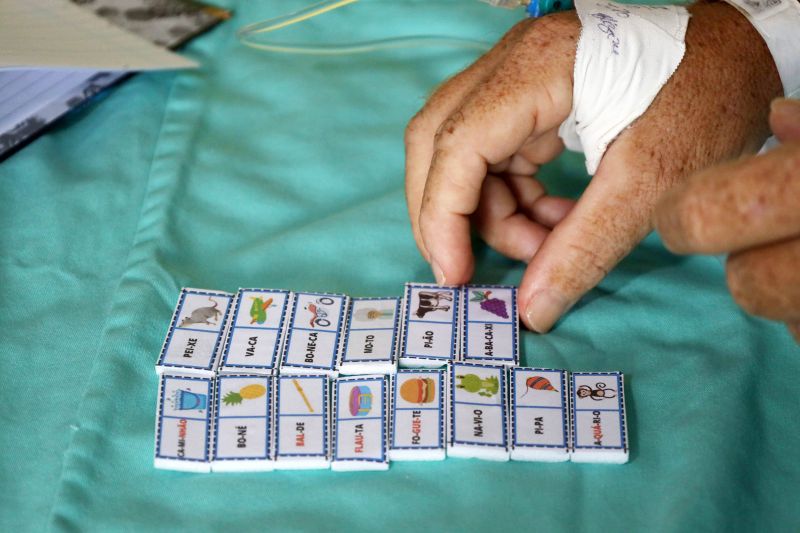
[223,383,267,406]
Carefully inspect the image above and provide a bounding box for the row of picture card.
[154,284,520,378]
[153,365,628,472]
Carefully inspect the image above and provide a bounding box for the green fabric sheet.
[1,1,798,531]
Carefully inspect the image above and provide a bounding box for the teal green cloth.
[1,1,798,531]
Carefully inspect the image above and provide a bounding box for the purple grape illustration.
[470,290,508,319]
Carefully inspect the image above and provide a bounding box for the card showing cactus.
[222,383,267,406]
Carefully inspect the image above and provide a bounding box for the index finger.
[419,15,577,284]
[654,141,800,254]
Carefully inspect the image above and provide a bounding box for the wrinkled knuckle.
[433,112,464,150]
[405,111,429,148]
[670,194,712,251]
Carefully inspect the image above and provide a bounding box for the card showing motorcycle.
[280,292,349,376]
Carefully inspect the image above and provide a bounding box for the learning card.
[570,372,629,464]
[156,288,233,376]
[448,362,509,461]
[399,283,460,368]
[389,369,446,461]
[339,297,401,375]
[219,289,291,375]
[211,375,274,472]
[509,368,569,462]
[332,375,389,471]
[154,373,214,472]
[274,374,331,469]
[461,285,519,366]
[280,292,349,376]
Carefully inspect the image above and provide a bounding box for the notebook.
[0,0,229,160]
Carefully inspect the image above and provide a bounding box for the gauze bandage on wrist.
[722,0,800,99]
[558,0,690,175]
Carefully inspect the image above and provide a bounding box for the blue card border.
[390,369,445,451]
[461,285,518,364]
[570,372,627,451]
[341,297,400,364]
[157,288,233,372]
[220,289,291,372]
[400,284,460,362]
[212,374,273,462]
[510,368,568,450]
[155,374,214,462]
[448,362,508,449]
[275,375,330,459]
[332,375,388,463]
[280,292,348,371]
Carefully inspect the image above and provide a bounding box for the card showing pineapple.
[156,288,234,377]
[219,289,292,375]
[154,374,214,472]
[461,285,519,366]
[274,375,331,470]
[212,375,275,472]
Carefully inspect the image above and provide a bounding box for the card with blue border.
[569,371,629,464]
[389,369,446,461]
[331,375,389,471]
[156,288,233,377]
[274,374,331,470]
[339,297,400,375]
[154,373,214,472]
[448,362,509,461]
[399,283,460,368]
[509,368,569,462]
[219,289,291,375]
[280,292,349,376]
[211,375,275,472]
[461,285,519,366]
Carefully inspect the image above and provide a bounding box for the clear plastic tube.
[237,0,493,55]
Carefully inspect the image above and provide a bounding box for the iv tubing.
[237,0,493,55]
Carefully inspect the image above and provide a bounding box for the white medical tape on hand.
[558,0,690,175]
[722,0,800,99]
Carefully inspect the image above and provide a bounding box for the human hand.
[655,98,800,344]
[404,3,782,332]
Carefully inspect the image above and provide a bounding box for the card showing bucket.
[154,374,214,472]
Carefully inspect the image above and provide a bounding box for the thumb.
[769,98,800,143]
[518,142,656,333]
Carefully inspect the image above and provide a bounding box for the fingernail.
[431,260,446,285]
[524,290,570,333]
